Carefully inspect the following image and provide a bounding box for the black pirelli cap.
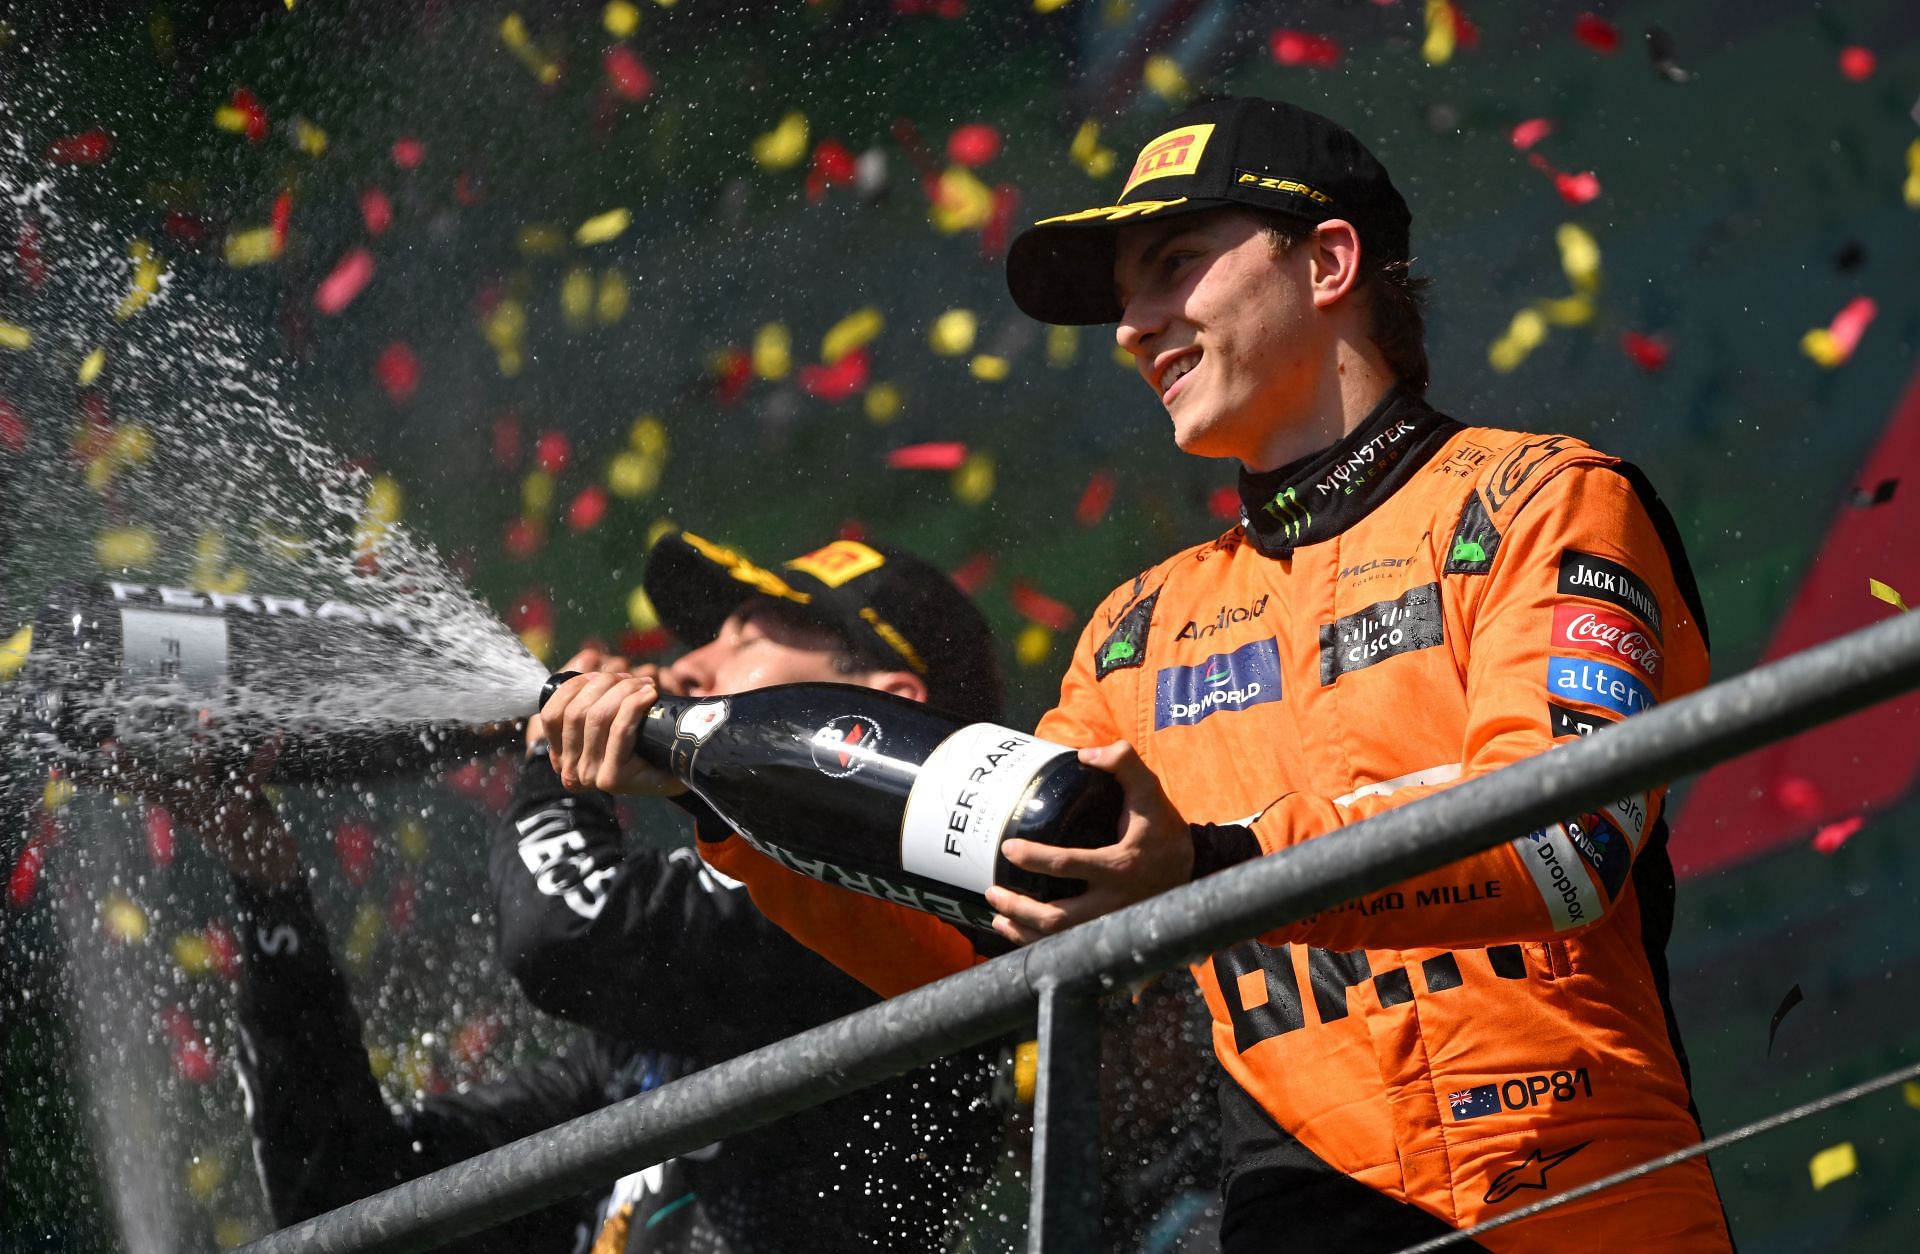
[1006,96,1412,326]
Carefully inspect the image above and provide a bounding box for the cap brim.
[1006,197,1243,325]
[642,530,808,646]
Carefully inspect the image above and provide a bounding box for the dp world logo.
[810,714,883,778]
[1154,638,1283,729]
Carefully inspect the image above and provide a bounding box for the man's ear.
[1308,219,1364,310]
[863,670,929,704]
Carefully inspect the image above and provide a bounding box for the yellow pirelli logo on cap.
[787,540,887,588]
[1120,123,1215,197]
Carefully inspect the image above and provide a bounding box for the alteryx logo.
[1155,638,1283,729]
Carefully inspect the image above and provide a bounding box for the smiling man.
[547,98,1733,1250]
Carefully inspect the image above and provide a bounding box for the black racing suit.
[231,755,1002,1252]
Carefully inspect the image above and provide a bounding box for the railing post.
[1026,981,1103,1253]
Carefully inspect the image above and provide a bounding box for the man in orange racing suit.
[545,97,1733,1251]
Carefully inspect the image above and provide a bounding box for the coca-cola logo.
[1551,604,1660,678]
[809,714,883,778]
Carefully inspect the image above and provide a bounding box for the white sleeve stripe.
[1513,822,1604,931]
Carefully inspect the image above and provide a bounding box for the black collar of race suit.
[1237,386,1462,558]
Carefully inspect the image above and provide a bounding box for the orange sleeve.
[1034,581,1136,749]
[1253,461,1706,951]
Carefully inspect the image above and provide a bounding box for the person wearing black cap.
[551,100,1732,1249]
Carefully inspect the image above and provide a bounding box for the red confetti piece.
[894,0,965,15]
[1621,331,1670,372]
[1510,118,1554,151]
[16,219,45,288]
[454,172,481,207]
[230,88,269,143]
[713,347,752,405]
[1838,46,1875,81]
[1812,816,1864,854]
[0,400,27,453]
[980,184,1019,259]
[360,187,393,236]
[7,832,47,909]
[950,553,994,594]
[375,342,420,402]
[506,591,553,633]
[161,210,211,245]
[1009,580,1076,632]
[503,516,543,558]
[567,484,608,532]
[1269,30,1340,68]
[391,136,425,169]
[798,346,870,402]
[604,44,652,101]
[205,921,240,980]
[1208,486,1241,520]
[334,820,375,886]
[145,806,175,869]
[535,430,571,475]
[1773,775,1824,819]
[46,128,113,165]
[492,413,521,468]
[1572,13,1619,53]
[388,875,418,932]
[887,441,968,471]
[947,123,1002,168]
[1451,3,1481,49]
[314,247,375,315]
[452,1015,501,1067]
[1076,469,1116,526]
[1827,296,1879,358]
[1554,170,1601,204]
[270,189,294,248]
[806,139,858,202]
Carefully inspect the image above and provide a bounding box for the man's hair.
[1257,215,1432,395]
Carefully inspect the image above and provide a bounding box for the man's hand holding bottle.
[535,648,686,798]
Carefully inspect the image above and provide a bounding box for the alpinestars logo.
[810,715,883,778]
[1484,1143,1590,1205]
[1154,638,1283,729]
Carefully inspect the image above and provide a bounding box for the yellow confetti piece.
[575,208,631,245]
[1423,0,1457,66]
[97,526,157,569]
[223,226,281,268]
[0,626,31,681]
[970,354,1010,381]
[929,308,978,356]
[1142,54,1191,104]
[77,346,106,386]
[213,105,251,135]
[499,13,559,85]
[1903,1080,1920,1108]
[114,239,165,321]
[485,299,527,350]
[185,1155,225,1202]
[1869,579,1910,612]
[0,319,33,350]
[596,270,629,323]
[1070,120,1116,179]
[213,1218,253,1251]
[43,777,75,810]
[560,267,594,330]
[1809,1142,1857,1190]
[1012,1039,1038,1103]
[367,1045,392,1082]
[953,451,995,505]
[517,224,565,255]
[1112,343,1135,369]
[1538,294,1595,327]
[865,382,902,424]
[110,423,154,466]
[1034,0,1073,10]
[364,474,403,524]
[397,818,430,864]
[751,111,810,171]
[173,932,216,976]
[1800,328,1844,369]
[1047,324,1080,368]
[822,306,884,363]
[752,322,792,380]
[628,585,660,631]
[631,415,667,456]
[85,454,113,494]
[293,118,328,157]
[103,892,149,943]
[344,901,382,968]
[1015,622,1053,667]
[930,166,994,233]
[1905,139,1920,211]
[522,469,554,516]
[608,450,661,498]
[603,1,640,37]
[1556,224,1601,294]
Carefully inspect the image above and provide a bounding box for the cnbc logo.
[1154,638,1283,729]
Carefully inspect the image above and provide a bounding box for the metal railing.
[237,606,1920,1254]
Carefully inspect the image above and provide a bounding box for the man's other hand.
[985,741,1194,944]
[540,663,687,797]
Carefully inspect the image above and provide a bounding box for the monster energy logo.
[1262,486,1312,541]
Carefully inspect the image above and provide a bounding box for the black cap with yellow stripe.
[642,528,1003,723]
[1006,96,1411,326]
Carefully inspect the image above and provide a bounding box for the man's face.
[666,602,852,698]
[1111,208,1324,466]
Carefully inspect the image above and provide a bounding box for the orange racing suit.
[699,388,1733,1250]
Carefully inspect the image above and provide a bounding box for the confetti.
[1270,30,1339,68]
[1422,0,1457,65]
[950,553,994,594]
[865,382,902,423]
[113,239,165,320]
[1046,324,1079,368]
[391,137,425,169]
[271,189,294,247]
[797,347,869,402]
[1034,0,1072,10]
[628,585,660,631]
[1552,169,1601,205]
[223,226,281,267]
[1812,816,1864,853]
[888,442,968,471]
[96,527,156,568]
[605,44,652,101]
[1070,120,1116,179]
[1510,118,1553,151]
[375,342,419,402]
[930,166,994,233]
[146,805,175,868]
[567,485,609,532]
[953,451,995,504]
[46,128,112,165]
[561,268,595,330]
[822,307,884,364]
[0,320,32,351]
[0,402,22,452]
[947,123,1002,168]
[607,450,661,498]
[752,112,810,171]
[215,88,269,143]
[103,892,149,943]
[75,346,106,386]
[1903,140,1920,210]
[1142,55,1191,104]
[1556,224,1601,294]
[1076,469,1116,526]
[1010,580,1076,631]
[335,820,375,886]
[499,13,560,85]
[1809,1143,1857,1191]
[292,118,328,156]
[1015,623,1053,667]
[314,247,375,315]
[1848,478,1897,508]
[1869,579,1909,613]
[6,829,46,908]
[1621,331,1670,372]
[1837,46,1875,82]
[575,208,631,245]
[0,625,30,680]
[1766,984,1803,1055]
[1572,13,1619,54]
[535,430,571,475]
[184,1154,225,1202]
[970,354,1010,381]
[929,308,978,356]
[604,0,640,36]
[806,140,857,202]
[360,187,393,235]
[752,323,792,380]
[1906,1082,1920,1110]
[1801,297,1877,368]
[1488,307,1548,373]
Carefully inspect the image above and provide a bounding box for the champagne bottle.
[16,581,520,783]
[541,673,1122,929]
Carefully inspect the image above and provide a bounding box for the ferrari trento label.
[900,724,1072,894]
[1319,583,1445,684]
